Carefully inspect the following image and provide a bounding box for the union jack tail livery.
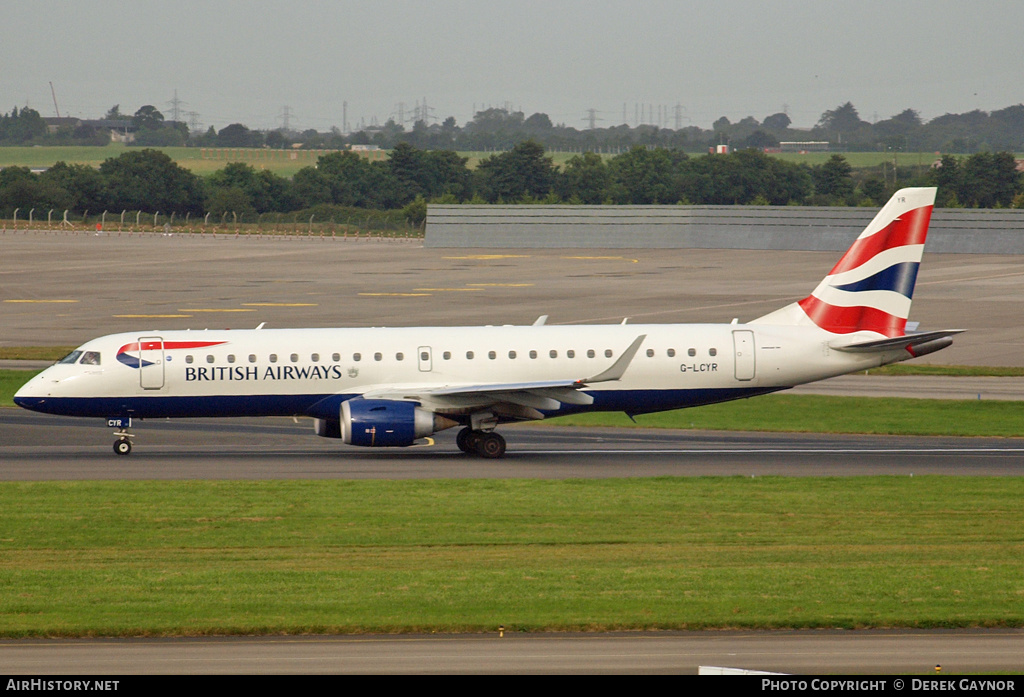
[753,187,936,338]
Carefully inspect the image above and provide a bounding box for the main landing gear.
[456,427,507,459]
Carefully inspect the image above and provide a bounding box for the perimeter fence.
[0,209,424,241]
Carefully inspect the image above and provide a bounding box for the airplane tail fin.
[751,187,936,338]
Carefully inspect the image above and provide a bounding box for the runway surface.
[3,630,1023,675]
[2,410,1022,479]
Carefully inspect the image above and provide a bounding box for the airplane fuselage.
[15,323,899,422]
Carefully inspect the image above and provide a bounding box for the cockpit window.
[58,351,83,365]
[80,351,101,365]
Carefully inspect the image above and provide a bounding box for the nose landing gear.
[107,417,133,456]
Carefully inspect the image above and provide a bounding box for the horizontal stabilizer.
[829,329,964,354]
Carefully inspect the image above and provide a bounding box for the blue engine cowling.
[340,398,446,447]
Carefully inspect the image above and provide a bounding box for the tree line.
[4,100,1024,154]
[1,143,1021,225]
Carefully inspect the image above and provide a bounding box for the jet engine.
[315,398,457,447]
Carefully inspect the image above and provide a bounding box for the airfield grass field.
[3,366,1023,637]
[1,476,1022,637]
[0,144,965,177]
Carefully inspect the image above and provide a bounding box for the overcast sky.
[5,0,1022,133]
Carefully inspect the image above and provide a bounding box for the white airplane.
[15,187,961,458]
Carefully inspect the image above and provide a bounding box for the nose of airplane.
[13,371,52,412]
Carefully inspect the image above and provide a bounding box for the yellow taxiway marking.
[562,256,639,263]
[443,254,532,260]
[358,292,431,297]
[114,314,192,318]
[178,308,256,313]
[242,303,319,307]
[414,288,483,292]
[466,283,535,287]
[4,299,79,303]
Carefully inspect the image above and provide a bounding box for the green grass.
[867,364,1024,377]
[0,145,967,176]
[547,394,1024,438]
[1,477,1022,637]
[0,347,73,361]
[0,370,40,405]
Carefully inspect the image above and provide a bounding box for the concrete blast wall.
[425,205,1024,254]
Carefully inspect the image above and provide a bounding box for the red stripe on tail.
[827,205,933,275]
[797,296,906,337]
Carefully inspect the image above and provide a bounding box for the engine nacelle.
[340,399,456,447]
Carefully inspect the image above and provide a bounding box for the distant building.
[41,117,136,142]
[42,117,80,133]
[779,141,830,153]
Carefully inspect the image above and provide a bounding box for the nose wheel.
[108,417,134,456]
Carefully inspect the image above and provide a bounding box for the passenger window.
[421,351,430,362]
[396,353,404,361]
[185,355,194,364]
[667,349,676,358]
[587,349,595,358]
[443,351,451,360]
[488,351,496,360]
[709,348,717,357]
[646,349,654,358]
[567,350,575,358]
[353,353,361,362]
[312,353,320,362]
[605,349,613,358]
[508,350,517,359]
[206,355,215,364]
[290,353,299,363]
[249,354,257,363]
[374,353,382,361]
[529,350,537,359]
[332,353,340,362]
[80,351,101,365]
[688,348,696,357]
[466,351,474,359]
[270,354,278,363]
[227,354,236,364]
[549,350,558,358]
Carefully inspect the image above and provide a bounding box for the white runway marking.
[517,447,1024,455]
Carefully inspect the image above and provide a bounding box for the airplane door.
[732,330,755,381]
[138,336,165,389]
[418,346,433,372]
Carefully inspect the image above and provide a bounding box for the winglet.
[533,315,548,326]
[580,335,646,384]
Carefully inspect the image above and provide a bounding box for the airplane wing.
[362,335,647,418]
[829,329,965,355]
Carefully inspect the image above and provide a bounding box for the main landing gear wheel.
[475,432,506,459]
[114,437,132,456]
[456,427,475,454]
[456,428,507,458]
